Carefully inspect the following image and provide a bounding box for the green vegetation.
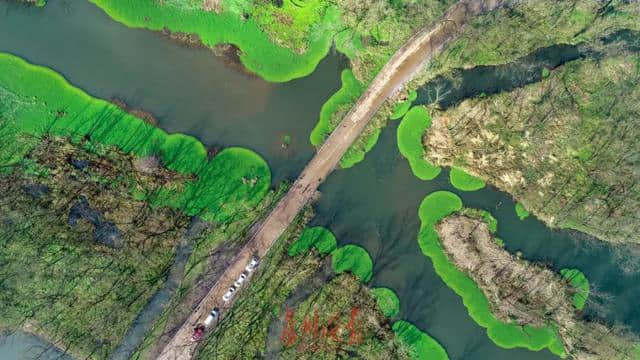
[310,69,364,146]
[390,90,417,120]
[331,244,373,283]
[0,53,270,223]
[417,191,566,356]
[560,269,590,310]
[422,0,640,78]
[371,287,400,318]
[457,208,497,233]
[392,321,449,360]
[253,0,333,53]
[288,226,337,256]
[397,106,441,180]
[0,137,191,359]
[196,214,410,359]
[449,167,485,191]
[0,53,275,358]
[425,53,640,244]
[515,203,530,220]
[89,0,338,82]
[280,275,411,359]
[195,210,323,359]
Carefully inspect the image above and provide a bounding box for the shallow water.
[0,331,72,360]
[1,1,639,359]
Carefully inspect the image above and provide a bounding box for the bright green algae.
[331,244,373,283]
[310,69,364,146]
[515,203,531,220]
[397,106,441,180]
[89,0,338,82]
[0,53,270,222]
[371,287,400,318]
[560,268,590,311]
[288,226,337,256]
[449,167,485,191]
[417,191,566,357]
[288,226,447,358]
[393,321,449,360]
[390,90,417,120]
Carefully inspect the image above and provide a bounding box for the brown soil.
[110,98,159,125]
[213,44,259,79]
[160,28,206,49]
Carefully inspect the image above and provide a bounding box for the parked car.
[234,272,248,288]
[222,286,236,302]
[204,307,220,328]
[245,255,260,273]
[191,324,205,342]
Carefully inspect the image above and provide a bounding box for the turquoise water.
[0,1,638,359]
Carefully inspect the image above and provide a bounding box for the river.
[0,1,638,359]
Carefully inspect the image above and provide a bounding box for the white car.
[245,255,260,273]
[204,307,220,327]
[234,272,248,288]
[222,286,236,302]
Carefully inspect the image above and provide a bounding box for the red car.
[191,325,205,342]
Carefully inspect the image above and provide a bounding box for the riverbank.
[423,52,640,244]
[436,214,639,359]
[0,52,276,359]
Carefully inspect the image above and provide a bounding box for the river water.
[1,1,639,359]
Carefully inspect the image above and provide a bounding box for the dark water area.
[312,122,640,359]
[0,0,344,185]
[415,29,640,109]
[0,331,72,360]
[1,1,640,359]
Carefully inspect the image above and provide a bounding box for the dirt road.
[157,1,506,359]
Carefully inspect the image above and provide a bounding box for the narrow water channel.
[1,1,639,359]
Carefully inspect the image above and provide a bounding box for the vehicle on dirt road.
[245,255,260,273]
[234,272,248,287]
[204,307,220,327]
[222,286,236,303]
[191,325,205,342]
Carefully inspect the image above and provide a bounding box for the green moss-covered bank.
[371,287,400,318]
[390,90,417,120]
[560,269,590,311]
[0,53,270,222]
[331,244,373,283]
[89,0,337,82]
[0,52,275,358]
[288,226,337,256]
[310,69,364,146]
[397,106,441,180]
[449,167,485,191]
[417,191,566,356]
[515,203,530,220]
[393,321,449,360]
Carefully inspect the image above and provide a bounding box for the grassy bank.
[449,167,485,191]
[560,269,590,311]
[0,53,270,222]
[412,0,640,85]
[309,69,364,147]
[195,218,413,359]
[89,0,337,82]
[417,191,566,356]
[397,106,440,180]
[424,53,640,244]
[0,52,273,358]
